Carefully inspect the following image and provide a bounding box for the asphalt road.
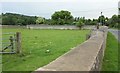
[108,29,120,42]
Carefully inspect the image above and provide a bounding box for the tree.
[84,19,91,25]
[110,15,119,28]
[111,15,118,24]
[98,15,106,25]
[51,10,73,25]
[118,15,120,29]
[36,17,45,24]
[2,13,37,25]
[76,17,84,29]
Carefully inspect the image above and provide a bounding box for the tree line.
[2,13,37,25]
[1,10,120,29]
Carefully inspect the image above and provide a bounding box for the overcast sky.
[1,0,119,19]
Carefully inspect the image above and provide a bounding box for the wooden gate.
[0,32,21,54]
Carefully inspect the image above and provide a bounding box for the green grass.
[101,32,120,71]
[2,28,90,71]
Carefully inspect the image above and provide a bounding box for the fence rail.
[0,32,21,54]
[2,32,15,35]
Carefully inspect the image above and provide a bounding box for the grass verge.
[101,32,120,71]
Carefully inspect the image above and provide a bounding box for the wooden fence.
[0,32,21,54]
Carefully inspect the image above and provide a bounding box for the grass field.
[2,28,90,71]
[101,32,120,71]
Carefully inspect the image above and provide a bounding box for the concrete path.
[35,26,108,71]
[108,29,120,42]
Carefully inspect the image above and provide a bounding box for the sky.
[1,0,119,19]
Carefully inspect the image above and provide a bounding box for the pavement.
[108,29,120,42]
[35,26,108,71]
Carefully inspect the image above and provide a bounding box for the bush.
[76,21,84,29]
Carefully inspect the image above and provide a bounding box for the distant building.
[118,1,120,15]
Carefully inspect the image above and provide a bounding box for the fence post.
[9,36,14,52]
[16,32,21,53]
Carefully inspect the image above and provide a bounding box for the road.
[108,29,120,42]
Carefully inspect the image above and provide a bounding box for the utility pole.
[118,1,120,15]
[101,12,103,26]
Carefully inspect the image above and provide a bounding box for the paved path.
[108,29,120,42]
[36,27,108,71]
